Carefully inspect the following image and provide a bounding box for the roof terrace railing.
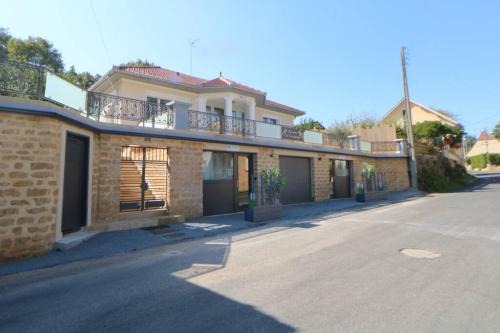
[187,110,256,137]
[87,91,175,128]
[0,59,45,97]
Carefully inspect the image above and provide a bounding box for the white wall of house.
[96,77,297,125]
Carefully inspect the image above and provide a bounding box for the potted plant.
[245,168,286,222]
[355,183,365,202]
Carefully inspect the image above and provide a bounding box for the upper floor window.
[147,96,171,108]
[263,117,279,125]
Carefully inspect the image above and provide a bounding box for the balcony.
[0,59,407,156]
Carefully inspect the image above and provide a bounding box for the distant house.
[467,131,500,157]
[382,99,464,164]
[381,99,459,128]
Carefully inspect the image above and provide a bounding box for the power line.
[88,0,118,93]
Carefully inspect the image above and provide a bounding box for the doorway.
[330,159,352,198]
[202,151,253,215]
[61,133,89,234]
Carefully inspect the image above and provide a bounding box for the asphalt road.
[1,183,499,332]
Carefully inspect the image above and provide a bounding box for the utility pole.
[400,46,418,188]
[189,39,199,75]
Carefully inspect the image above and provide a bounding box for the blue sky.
[1,0,499,135]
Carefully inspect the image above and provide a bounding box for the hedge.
[489,153,500,165]
[468,154,488,169]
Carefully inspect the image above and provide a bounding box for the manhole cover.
[400,248,441,259]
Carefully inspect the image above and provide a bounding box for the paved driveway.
[1,183,499,332]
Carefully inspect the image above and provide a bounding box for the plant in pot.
[361,163,376,192]
[355,183,365,202]
[244,168,286,222]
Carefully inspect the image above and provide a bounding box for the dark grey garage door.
[279,156,312,204]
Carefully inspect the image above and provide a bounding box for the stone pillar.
[247,100,256,120]
[173,101,191,130]
[197,96,207,112]
[224,95,233,133]
[311,155,331,201]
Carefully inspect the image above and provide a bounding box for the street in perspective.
[1,1,500,332]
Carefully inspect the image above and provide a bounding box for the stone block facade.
[0,113,61,261]
[0,108,410,261]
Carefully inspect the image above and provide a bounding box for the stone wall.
[95,135,204,224]
[0,112,61,261]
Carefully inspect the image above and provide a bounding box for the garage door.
[279,156,312,204]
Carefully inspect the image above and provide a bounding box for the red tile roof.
[478,130,493,141]
[115,65,303,115]
[199,77,265,95]
[117,66,205,86]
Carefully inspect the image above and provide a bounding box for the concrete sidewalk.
[0,189,423,277]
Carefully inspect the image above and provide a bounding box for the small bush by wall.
[468,154,488,169]
[418,155,474,192]
[489,153,500,165]
[466,153,500,169]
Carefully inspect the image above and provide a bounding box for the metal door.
[203,151,235,215]
[331,159,351,198]
[62,134,89,234]
[279,156,312,204]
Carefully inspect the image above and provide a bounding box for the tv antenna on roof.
[190,39,199,75]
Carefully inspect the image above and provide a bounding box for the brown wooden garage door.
[279,156,312,204]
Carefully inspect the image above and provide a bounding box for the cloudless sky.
[1,0,499,135]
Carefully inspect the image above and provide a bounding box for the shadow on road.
[0,234,295,332]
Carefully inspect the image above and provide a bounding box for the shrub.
[469,154,488,169]
[326,121,352,148]
[489,153,500,165]
[413,121,465,149]
[417,156,474,192]
[260,168,286,205]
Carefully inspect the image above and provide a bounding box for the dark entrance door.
[279,156,312,204]
[330,159,352,198]
[202,151,253,216]
[62,133,89,234]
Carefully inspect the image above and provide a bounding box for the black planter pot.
[356,193,365,202]
[244,207,254,221]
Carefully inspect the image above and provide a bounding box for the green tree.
[62,65,101,89]
[295,118,325,131]
[7,36,64,73]
[0,27,11,59]
[494,122,500,139]
[0,27,101,89]
[413,121,465,149]
[121,58,156,66]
